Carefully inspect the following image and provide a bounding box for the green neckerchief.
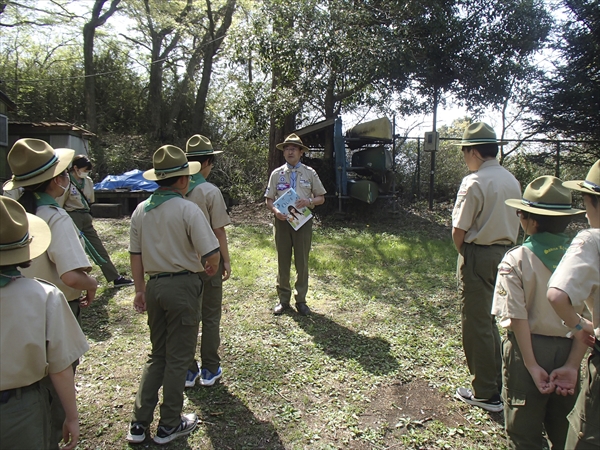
[523,232,570,272]
[69,173,90,211]
[0,267,22,288]
[145,187,183,212]
[186,172,206,195]
[34,192,60,208]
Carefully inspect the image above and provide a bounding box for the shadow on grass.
[81,287,116,341]
[291,312,399,375]
[187,383,285,449]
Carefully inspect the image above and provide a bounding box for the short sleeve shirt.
[186,182,231,229]
[129,197,219,276]
[0,278,89,390]
[549,229,600,339]
[452,160,521,245]
[492,245,585,336]
[61,175,95,211]
[264,163,327,202]
[21,205,92,301]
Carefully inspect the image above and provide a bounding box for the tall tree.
[83,0,121,133]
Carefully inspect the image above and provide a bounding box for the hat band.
[582,180,600,193]
[0,233,32,251]
[461,138,499,143]
[13,155,59,181]
[154,162,189,175]
[521,199,572,210]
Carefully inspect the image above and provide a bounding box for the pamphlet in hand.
[273,187,313,230]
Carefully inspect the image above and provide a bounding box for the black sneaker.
[113,276,134,287]
[126,422,146,443]
[454,387,503,413]
[153,413,197,445]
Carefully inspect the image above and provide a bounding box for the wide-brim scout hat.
[143,145,201,181]
[505,175,585,216]
[3,139,75,190]
[562,159,600,196]
[453,122,508,147]
[276,133,309,152]
[186,134,223,156]
[0,196,51,266]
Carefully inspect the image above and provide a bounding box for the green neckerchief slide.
[34,193,106,266]
[186,172,206,195]
[523,232,570,272]
[0,267,22,287]
[145,187,183,212]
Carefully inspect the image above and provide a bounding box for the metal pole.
[555,141,561,178]
[429,95,438,211]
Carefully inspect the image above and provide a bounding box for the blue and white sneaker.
[184,370,200,388]
[199,367,222,386]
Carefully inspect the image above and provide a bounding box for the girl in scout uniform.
[491,176,588,449]
[62,154,133,287]
[0,196,89,450]
[127,145,220,445]
[548,159,600,450]
[3,138,98,448]
[264,133,326,316]
[184,135,231,388]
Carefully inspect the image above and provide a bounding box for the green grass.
[75,213,508,449]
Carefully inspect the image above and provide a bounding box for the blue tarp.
[94,169,159,192]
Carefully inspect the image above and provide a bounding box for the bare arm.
[452,227,467,253]
[511,318,554,394]
[203,250,220,277]
[548,287,595,346]
[60,270,98,307]
[49,366,79,450]
[550,337,589,396]
[213,227,231,281]
[130,254,146,313]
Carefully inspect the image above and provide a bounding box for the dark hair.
[519,210,573,234]
[187,154,215,165]
[19,181,52,214]
[155,175,187,187]
[473,143,499,158]
[0,261,32,270]
[583,192,599,208]
[72,155,92,170]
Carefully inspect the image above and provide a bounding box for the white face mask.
[55,177,69,192]
[77,169,90,178]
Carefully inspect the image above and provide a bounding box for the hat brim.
[505,199,585,216]
[186,150,223,156]
[3,148,75,190]
[452,140,509,147]
[143,161,201,181]
[276,142,309,152]
[0,213,51,266]
[562,180,600,196]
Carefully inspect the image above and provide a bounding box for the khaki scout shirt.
[129,197,219,276]
[452,159,521,245]
[492,246,585,337]
[187,182,231,229]
[61,175,95,212]
[22,205,92,301]
[0,278,89,390]
[264,163,327,203]
[549,229,600,339]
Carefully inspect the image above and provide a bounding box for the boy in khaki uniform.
[126,146,220,445]
[265,134,326,316]
[492,176,588,449]
[0,197,89,450]
[184,135,231,387]
[547,159,600,450]
[451,122,521,412]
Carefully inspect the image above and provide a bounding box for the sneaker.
[113,276,134,287]
[454,387,503,413]
[126,422,146,443]
[153,413,197,445]
[199,367,222,386]
[185,370,200,388]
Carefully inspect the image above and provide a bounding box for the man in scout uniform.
[3,139,98,448]
[451,122,521,412]
[0,197,89,450]
[184,134,231,388]
[126,145,220,445]
[265,133,326,316]
[61,154,133,287]
[491,176,588,448]
[547,159,600,450]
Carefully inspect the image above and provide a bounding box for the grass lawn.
[76,202,510,449]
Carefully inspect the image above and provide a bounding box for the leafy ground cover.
[76,201,512,449]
